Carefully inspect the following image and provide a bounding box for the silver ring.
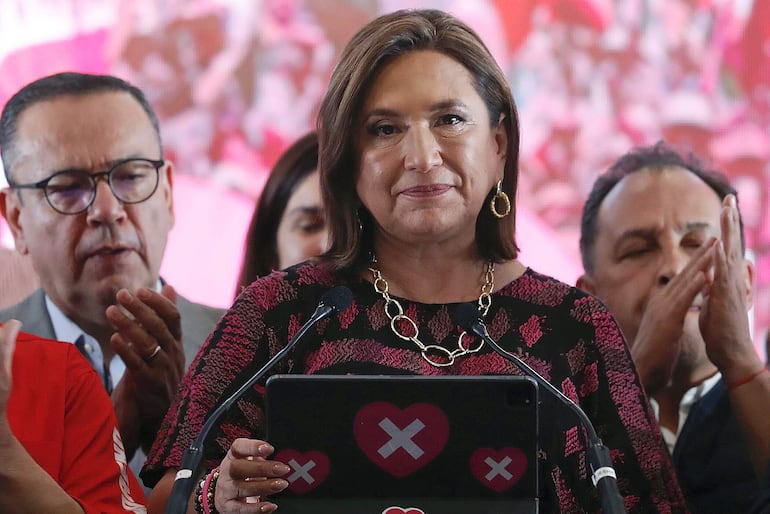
[145,345,162,361]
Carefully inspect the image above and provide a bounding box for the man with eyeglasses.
[0,72,224,491]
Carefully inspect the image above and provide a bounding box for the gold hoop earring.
[489,180,511,219]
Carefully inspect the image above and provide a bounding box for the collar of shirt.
[43,280,162,388]
[649,371,722,454]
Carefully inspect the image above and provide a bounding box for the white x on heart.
[377,417,426,460]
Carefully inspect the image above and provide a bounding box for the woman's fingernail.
[270,479,289,492]
[273,463,290,475]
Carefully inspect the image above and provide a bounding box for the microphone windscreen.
[321,286,354,313]
[454,302,482,331]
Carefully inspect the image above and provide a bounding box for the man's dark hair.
[0,72,161,180]
[580,141,743,274]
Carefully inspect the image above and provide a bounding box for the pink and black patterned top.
[143,262,688,513]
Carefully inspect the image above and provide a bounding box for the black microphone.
[165,286,354,514]
[454,303,626,514]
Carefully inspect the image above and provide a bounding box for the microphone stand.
[462,311,626,514]
[164,287,353,514]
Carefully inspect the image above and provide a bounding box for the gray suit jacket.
[0,287,225,490]
[0,287,225,367]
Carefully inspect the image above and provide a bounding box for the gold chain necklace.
[369,258,495,367]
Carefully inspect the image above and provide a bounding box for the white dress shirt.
[45,295,126,391]
[649,372,722,454]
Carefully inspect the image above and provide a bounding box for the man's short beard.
[675,326,711,377]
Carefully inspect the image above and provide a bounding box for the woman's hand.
[215,439,290,513]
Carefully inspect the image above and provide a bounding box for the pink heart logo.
[381,508,426,514]
[354,402,449,477]
[469,447,528,492]
[273,449,330,494]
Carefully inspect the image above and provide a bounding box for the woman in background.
[236,131,328,294]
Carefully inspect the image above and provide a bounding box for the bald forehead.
[602,165,721,209]
[597,166,723,238]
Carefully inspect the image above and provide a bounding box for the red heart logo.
[354,402,449,477]
[469,447,528,492]
[273,449,330,494]
[381,507,426,514]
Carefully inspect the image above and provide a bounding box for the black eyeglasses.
[8,158,164,215]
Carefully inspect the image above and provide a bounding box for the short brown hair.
[318,8,520,273]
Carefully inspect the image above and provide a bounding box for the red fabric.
[7,330,146,513]
[737,0,770,93]
[491,0,538,55]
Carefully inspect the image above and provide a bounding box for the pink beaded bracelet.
[201,466,221,514]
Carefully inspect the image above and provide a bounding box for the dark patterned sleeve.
[569,294,689,513]
[141,271,304,487]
